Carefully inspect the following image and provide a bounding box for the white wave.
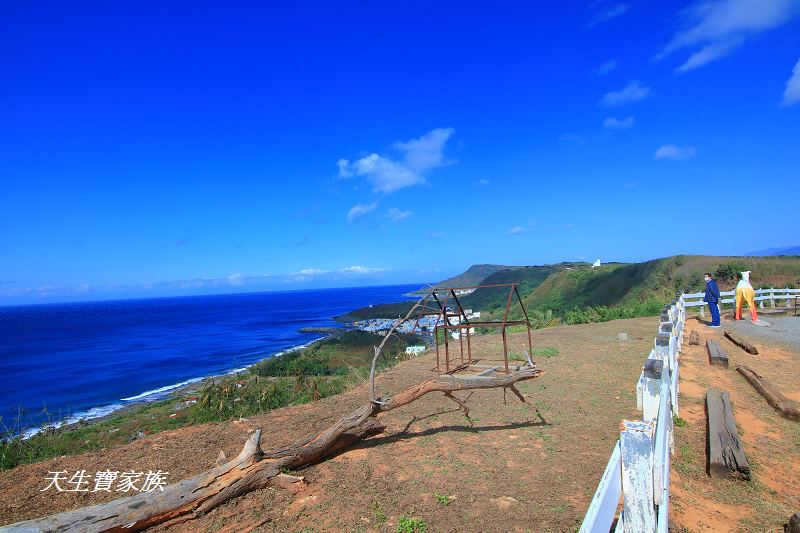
[120,376,206,401]
[19,337,328,440]
[22,402,125,439]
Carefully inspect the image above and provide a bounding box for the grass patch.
[434,492,452,506]
[532,347,559,358]
[397,516,428,533]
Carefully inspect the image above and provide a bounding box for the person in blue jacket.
[703,272,721,327]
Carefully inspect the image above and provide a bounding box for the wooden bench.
[706,388,750,480]
[707,340,729,369]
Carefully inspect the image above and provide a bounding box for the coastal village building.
[404,345,426,356]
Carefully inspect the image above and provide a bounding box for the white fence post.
[620,420,656,532]
[581,293,687,532]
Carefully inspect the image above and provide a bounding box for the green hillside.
[338,255,800,323]
[514,255,800,320]
[458,264,563,312]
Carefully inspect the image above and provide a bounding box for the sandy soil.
[0,318,658,532]
[670,316,800,532]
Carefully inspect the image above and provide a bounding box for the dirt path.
[0,318,657,532]
[670,317,800,532]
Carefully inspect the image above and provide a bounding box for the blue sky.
[2,1,799,305]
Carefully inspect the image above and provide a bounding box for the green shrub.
[714,262,748,283]
[397,516,428,533]
[562,300,663,325]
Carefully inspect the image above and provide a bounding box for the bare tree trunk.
[2,365,543,533]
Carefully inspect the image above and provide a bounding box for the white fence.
[579,295,685,532]
[579,287,798,532]
[682,287,800,316]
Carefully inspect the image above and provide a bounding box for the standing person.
[704,273,721,327]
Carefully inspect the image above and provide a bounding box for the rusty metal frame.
[410,283,533,374]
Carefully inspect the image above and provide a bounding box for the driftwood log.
[707,340,729,369]
[1,365,544,532]
[706,388,750,480]
[737,365,800,422]
[724,330,758,355]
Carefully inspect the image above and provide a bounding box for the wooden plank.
[579,440,622,533]
[723,330,758,355]
[707,340,729,369]
[737,365,800,422]
[785,512,800,533]
[706,388,750,480]
[643,358,663,379]
[689,330,700,345]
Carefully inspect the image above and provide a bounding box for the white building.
[450,327,476,340]
[405,345,426,356]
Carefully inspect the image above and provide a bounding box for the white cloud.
[297,268,330,276]
[587,2,630,28]
[657,0,798,72]
[474,178,491,186]
[597,59,619,76]
[340,265,385,275]
[393,127,455,173]
[288,265,384,282]
[386,208,412,222]
[599,82,651,107]
[655,144,697,160]
[337,128,455,195]
[603,116,635,129]
[429,232,446,239]
[781,57,800,106]
[507,226,529,236]
[347,202,378,223]
[337,158,352,178]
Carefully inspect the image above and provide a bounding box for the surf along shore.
[0,323,422,471]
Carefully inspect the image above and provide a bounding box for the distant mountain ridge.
[410,264,515,294]
[745,245,800,256]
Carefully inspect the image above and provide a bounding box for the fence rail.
[580,294,686,533]
[579,287,800,531]
[682,287,800,308]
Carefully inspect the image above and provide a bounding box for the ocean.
[0,284,422,436]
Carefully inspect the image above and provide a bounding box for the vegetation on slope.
[338,255,800,325]
[0,331,421,470]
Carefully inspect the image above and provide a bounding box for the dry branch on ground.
[2,365,544,533]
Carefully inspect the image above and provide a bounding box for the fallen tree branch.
[2,364,543,533]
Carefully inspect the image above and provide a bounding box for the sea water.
[0,284,421,435]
